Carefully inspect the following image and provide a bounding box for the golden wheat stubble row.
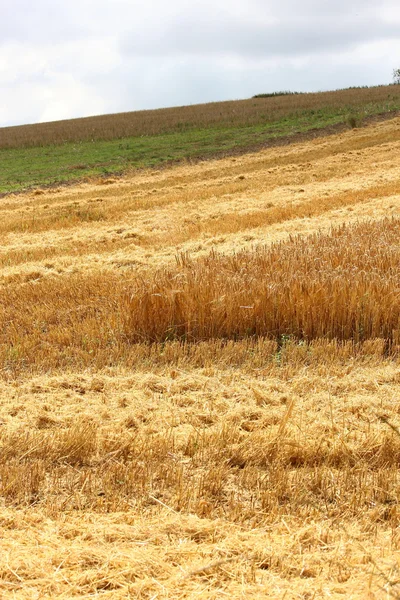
[1,217,400,373]
[124,218,400,343]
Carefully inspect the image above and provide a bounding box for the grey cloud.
[1,0,400,127]
[98,47,393,116]
[0,0,87,44]
[120,8,399,59]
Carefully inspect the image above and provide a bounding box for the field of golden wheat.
[1,116,400,598]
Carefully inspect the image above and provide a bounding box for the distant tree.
[394,68,400,84]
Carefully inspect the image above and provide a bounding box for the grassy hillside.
[1,84,400,193]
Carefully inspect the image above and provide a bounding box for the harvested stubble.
[2,217,400,380]
[124,217,400,344]
[0,344,400,597]
[1,376,400,512]
[2,410,400,524]
[1,218,400,377]
[2,118,400,598]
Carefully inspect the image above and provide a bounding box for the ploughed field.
[1,116,400,598]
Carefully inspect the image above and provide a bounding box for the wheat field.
[1,116,400,598]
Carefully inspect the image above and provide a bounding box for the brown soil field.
[1,116,400,598]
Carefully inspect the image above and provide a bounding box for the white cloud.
[38,75,107,123]
[1,0,399,127]
[0,38,120,125]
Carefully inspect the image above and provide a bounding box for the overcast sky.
[1,0,400,127]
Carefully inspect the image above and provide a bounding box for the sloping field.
[2,84,400,193]
[1,116,400,598]
[3,85,400,149]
